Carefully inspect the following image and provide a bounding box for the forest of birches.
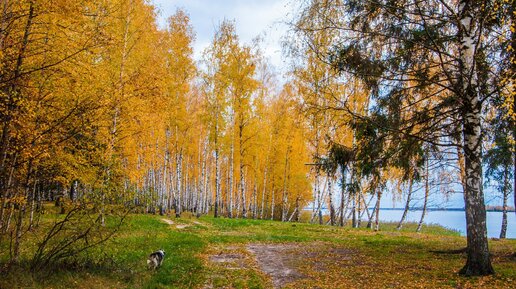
[0,0,514,275]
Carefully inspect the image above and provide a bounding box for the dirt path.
[247,243,305,288]
[160,218,174,225]
[204,242,346,288]
[160,218,191,229]
[161,218,204,229]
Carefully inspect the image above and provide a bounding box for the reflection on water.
[377,210,515,239]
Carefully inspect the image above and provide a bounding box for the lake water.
[377,209,515,239]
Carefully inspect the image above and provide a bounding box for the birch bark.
[458,0,493,275]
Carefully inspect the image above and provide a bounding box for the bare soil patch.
[205,243,355,288]
[160,218,174,225]
[209,253,247,269]
[247,243,305,288]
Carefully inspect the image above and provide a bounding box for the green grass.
[1,211,514,289]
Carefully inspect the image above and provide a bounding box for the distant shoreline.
[379,207,515,212]
[307,207,516,212]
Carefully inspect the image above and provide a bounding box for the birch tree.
[291,0,512,275]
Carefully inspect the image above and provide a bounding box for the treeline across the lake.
[486,205,516,212]
[0,0,514,277]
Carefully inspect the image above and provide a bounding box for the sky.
[151,0,293,73]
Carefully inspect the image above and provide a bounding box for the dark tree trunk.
[500,165,509,239]
[459,88,494,276]
[457,0,494,276]
[69,180,78,201]
[511,0,516,220]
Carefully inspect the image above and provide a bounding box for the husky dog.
[147,249,165,269]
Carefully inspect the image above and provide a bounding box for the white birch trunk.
[397,173,414,230]
[270,176,275,220]
[339,167,347,226]
[458,0,493,275]
[260,164,268,219]
[417,152,430,233]
[281,150,290,222]
[175,151,183,217]
[327,173,335,226]
[499,164,509,239]
[240,162,247,218]
[373,190,382,231]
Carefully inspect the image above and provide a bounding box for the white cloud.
[151,0,291,72]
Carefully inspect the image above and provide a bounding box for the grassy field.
[1,212,515,289]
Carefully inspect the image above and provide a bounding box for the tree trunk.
[339,167,347,226]
[359,193,372,228]
[417,153,430,233]
[327,173,335,226]
[12,204,25,263]
[239,120,247,218]
[366,199,377,229]
[204,160,211,215]
[270,185,275,220]
[0,4,33,234]
[197,139,206,218]
[0,1,33,174]
[13,159,33,263]
[0,153,16,232]
[28,180,37,230]
[397,174,414,230]
[457,0,494,275]
[294,196,300,222]
[351,194,357,228]
[499,164,509,239]
[175,151,183,218]
[459,95,493,275]
[281,150,290,222]
[214,99,221,218]
[356,191,362,227]
[260,164,267,219]
[310,168,320,223]
[317,176,327,225]
[183,158,188,212]
[240,161,246,218]
[373,190,382,231]
[229,148,234,218]
[252,180,257,219]
[511,0,516,221]
[261,134,272,219]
